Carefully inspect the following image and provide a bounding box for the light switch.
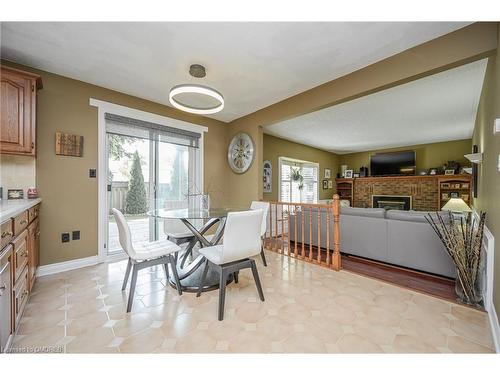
[495,119,500,134]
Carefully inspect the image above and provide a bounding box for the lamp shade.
[442,198,471,213]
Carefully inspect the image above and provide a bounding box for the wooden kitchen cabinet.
[27,218,39,291]
[0,245,13,353]
[0,203,40,352]
[0,65,42,156]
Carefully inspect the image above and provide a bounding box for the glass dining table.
[148,207,249,292]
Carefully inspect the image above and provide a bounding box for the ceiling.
[265,58,488,154]
[0,22,469,122]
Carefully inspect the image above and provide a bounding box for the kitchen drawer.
[13,266,28,330]
[12,229,28,283]
[0,220,13,249]
[13,211,29,236]
[28,204,40,223]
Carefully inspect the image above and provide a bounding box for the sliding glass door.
[105,114,200,256]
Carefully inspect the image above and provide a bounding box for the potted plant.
[426,211,486,306]
[291,167,304,190]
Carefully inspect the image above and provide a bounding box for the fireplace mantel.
[336,174,472,211]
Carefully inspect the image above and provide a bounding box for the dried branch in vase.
[426,211,486,306]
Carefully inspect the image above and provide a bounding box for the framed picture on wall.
[322,180,328,189]
[328,180,333,189]
[324,169,331,179]
[263,160,272,193]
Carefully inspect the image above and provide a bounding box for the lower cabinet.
[0,203,40,353]
[0,245,13,353]
[27,218,39,291]
[13,267,29,330]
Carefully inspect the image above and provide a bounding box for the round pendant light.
[169,65,224,115]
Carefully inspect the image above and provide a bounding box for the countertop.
[0,198,42,223]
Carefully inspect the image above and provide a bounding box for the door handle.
[107,184,112,192]
[0,283,6,296]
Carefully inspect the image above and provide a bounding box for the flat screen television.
[370,150,416,176]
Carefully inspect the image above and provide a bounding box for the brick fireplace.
[352,175,439,211]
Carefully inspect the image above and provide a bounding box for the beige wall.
[2,61,230,266]
[228,23,498,206]
[262,134,339,201]
[0,154,36,199]
[472,25,500,314]
[338,139,472,175]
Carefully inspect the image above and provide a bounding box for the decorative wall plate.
[227,132,255,174]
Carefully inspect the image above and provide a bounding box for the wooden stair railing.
[263,194,341,271]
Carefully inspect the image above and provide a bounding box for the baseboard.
[487,302,500,353]
[36,255,100,277]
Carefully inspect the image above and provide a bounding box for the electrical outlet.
[89,169,97,178]
[72,230,80,240]
[61,233,70,243]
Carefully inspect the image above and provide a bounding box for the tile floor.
[11,251,495,353]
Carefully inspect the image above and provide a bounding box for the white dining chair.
[112,208,183,312]
[250,201,270,267]
[196,210,265,320]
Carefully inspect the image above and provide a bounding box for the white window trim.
[90,98,207,262]
[278,156,320,204]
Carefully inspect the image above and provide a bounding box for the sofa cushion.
[340,206,386,218]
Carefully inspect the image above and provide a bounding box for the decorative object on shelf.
[359,166,368,177]
[27,187,39,199]
[461,194,469,202]
[263,160,272,193]
[444,169,455,175]
[426,211,486,306]
[55,132,84,157]
[328,180,333,189]
[291,167,304,190]
[441,193,449,200]
[322,180,328,189]
[461,183,470,189]
[462,167,473,174]
[169,64,224,115]
[428,168,438,175]
[441,183,450,189]
[345,170,353,179]
[445,160,461,174]
[450,192,459,198]
[227,132,255,174]
[417,169,428,175]
[340,165,348,178]
[353,173,360,178]
[7,189,23,199]
[324,168,331,179]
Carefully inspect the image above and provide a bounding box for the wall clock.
[227,132,255,174]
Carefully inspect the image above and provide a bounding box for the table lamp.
[442,198,472,215]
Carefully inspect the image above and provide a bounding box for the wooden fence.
[263,194,341,271]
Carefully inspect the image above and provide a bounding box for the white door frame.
[90,98,207,262]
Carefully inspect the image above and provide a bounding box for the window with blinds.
[279,158,319,204]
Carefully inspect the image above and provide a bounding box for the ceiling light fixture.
[169,64,224,115]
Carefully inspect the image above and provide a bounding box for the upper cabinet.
[0,65,42,156]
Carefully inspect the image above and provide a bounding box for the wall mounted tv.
[370,150,416,176]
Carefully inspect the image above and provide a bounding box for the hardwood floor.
[340,254,457,302]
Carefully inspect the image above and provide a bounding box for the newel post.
[332,194,341,271]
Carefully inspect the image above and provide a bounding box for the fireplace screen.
[372,195,412,210]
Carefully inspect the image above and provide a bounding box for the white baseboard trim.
[36,255,100,277]
[487,302,500,353]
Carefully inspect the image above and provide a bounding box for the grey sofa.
[289,207,456,278]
